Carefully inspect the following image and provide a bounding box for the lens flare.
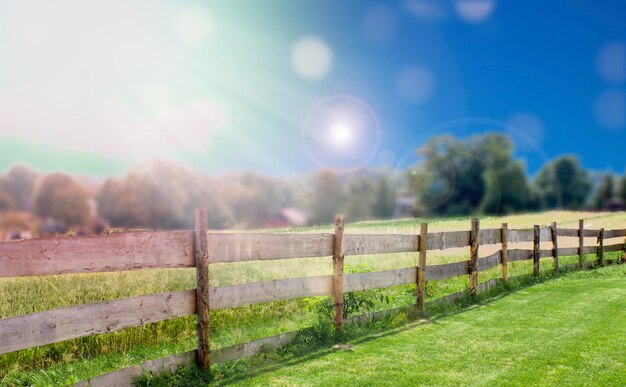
[302,95,380,172]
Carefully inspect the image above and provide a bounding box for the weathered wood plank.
[501,223,508,280]
[0,231,195,278]
[343,234,418,255]
[345,268,416,292]
[582,229,601,238]
[508,229,534,243]
[508,249,532,262]
[557,247,579,256]
[194,209,211,370]
[426,261,469,281]
[604,229,626,239]
[478,228,502,245]
[333,215,345,332]
[213,331,298,364]
[551,222,559,270]
[469,218,479,296]
[477,278,500,293]
[75,351,196,387]
[579,220,585,269]
[208,233,334,263]
[558,228,579,237]
[427,231,470,250]
[210,276,332,310]
[0,290,196,355]
[604,243,626,252]
[533,225,540,276]
[477,250,501,272]
[581,246,596,255]
[539,227,552,242]
[539,250,553,259]
[597,228,605,265]
[417,223,428,310]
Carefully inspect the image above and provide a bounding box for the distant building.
[265,208,308,228]
[603,198,625,212]
[4,230,32,241]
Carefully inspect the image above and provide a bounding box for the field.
[147,264,626,386]
[1,211,625,385]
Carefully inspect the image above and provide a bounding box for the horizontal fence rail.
[0,231,195,278]
[0,213,624,385]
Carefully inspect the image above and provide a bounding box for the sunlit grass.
[1,211,624,385]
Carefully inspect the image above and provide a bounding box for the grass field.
[144,265,626,386]
[1,211,625,385]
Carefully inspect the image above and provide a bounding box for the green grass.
[145,264,626,386]
[1,211,624,385]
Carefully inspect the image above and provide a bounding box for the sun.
[328,122,354,148]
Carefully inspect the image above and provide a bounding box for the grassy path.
[217,265,625,386]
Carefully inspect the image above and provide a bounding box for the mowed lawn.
[218,265,626,386]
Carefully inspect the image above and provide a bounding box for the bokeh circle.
[302,95,381,172]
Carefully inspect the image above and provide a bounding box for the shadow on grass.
[136,258,622,386]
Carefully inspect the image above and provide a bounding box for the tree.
[0,189,15,211]
[408,133,531,216]
[308,170,346,225]
[0,164,38,211]
[34,173,90,227]
[533,156,592,209]
[372,174,396,219]
[618,173,626,204]
[594,174,614,209]
[345,176,376,222]
[477,134,532,214]
[96,160,230,229]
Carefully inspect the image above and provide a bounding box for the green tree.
[308,170,346,225]
[34,173,90,227]
[477,134,532,214]
[533,156,592,209]
[618,173,626,204]
[594,174,614,209]
[408,133,531,216]
[345,176,376,222]
[372,174,396,219]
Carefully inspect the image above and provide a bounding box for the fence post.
[533,225,540,276]
[332,214,345,333]
[194,208,211,371]
[597,228,604,266]
[501,223,508,281]
[551,222,559,271]
[469,218,479,296]
[623,232,626,264]
[416,222,428,312]
[578,219,584,270]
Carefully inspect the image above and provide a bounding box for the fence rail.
[1,213,625,385]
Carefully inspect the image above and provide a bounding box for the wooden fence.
[1,210,625,386]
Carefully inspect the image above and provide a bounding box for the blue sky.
[0,0,624,176]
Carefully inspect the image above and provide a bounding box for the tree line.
[0,133,624,232]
